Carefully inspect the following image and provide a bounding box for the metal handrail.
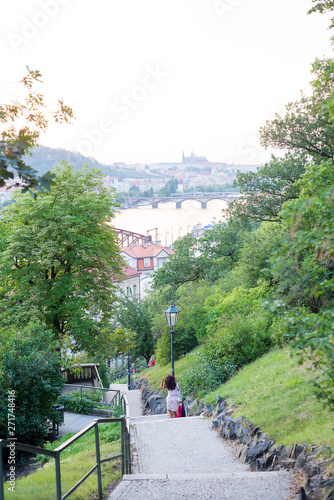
[62,384,122,407]
[0,395,131,500]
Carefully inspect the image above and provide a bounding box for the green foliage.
[198,218,253,281]
[0,324,64,445]
[260,59,334,163]
[285,309,334,408]
[308,2,334,34]
[153,234,205,289]
[204,346,334,446]
[116,296,155,363]
[268,160,334,408]
[158,178,178,196]
[0,162,123,354]
[153,218,252,290]
[57,390,102,415]
[204,310,274,370]
[236,222,285,287]
[109,327,136,356]
[204,284,275,371]
[19,427,122,499]
[153,280,216,364]
[230,153,306,222]
[0,68,74,195]
[181,352,236,398]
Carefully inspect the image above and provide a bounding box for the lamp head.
[165,304,180,328]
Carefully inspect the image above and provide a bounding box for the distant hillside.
[26,146,159,179]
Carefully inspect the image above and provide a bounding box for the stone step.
[123,471,289,480]
[108,471,293,500]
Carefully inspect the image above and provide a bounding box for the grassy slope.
[144,346,334,447]
[4,426,122,500]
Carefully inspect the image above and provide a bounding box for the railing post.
[120,418,125,476]
[0,442,4,500]
[80,386,83,402]
[125,428,130,474]
[94,424,103,500]
[55,452,62,500]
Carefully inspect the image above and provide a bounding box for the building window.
[133,284,137,295]
[126,287,131,297]
[144,258,151,268]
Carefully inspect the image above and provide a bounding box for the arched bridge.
[123,192,239,209]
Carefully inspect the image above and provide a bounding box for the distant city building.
[182,151,208,164]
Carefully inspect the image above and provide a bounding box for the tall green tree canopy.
[0,162,123,353]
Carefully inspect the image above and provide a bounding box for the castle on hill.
[182,151,208,164]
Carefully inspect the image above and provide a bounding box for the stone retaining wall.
[132,377,333,500]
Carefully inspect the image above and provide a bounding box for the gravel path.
[109,413,295,500]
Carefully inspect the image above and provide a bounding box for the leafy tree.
[0,324,64,445]
[141,187,154,197]
[115,296,155,363]
[236,222,286,288]
[153,280,214,364]
[153,219,254,290]
[270,161,334,407]
[271,161,334,312]
[204,283,275,372]
[153,234,205,289]
[0,163,123,353]
[109,327,136,355]
[229,153,306,222]
[260,59,334,163]
[129,185,140,195]
[198,218,256,282]
[0,68,74,195]
[159,178,178,196]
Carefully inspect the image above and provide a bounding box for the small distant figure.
[160,374,180,418]
[148,357,156,367]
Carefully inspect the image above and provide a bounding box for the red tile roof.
[123,266,141,278]
[120,243,174,259]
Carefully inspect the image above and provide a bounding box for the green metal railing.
[0,395,131,500]
[63,384,122,408]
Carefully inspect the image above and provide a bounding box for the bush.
[57,390,102,415]
[204,309,274,371]
[180,353,236,398]
[0,324,64,445]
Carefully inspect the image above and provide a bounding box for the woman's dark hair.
[165,375,176,390]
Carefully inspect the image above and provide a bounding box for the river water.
[113,200,227,246]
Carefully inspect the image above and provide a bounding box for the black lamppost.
[165,304,180,377]
[127,347,130,390]
[126,332,131,390]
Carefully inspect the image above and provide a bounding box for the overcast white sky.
[0,0,333,166]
